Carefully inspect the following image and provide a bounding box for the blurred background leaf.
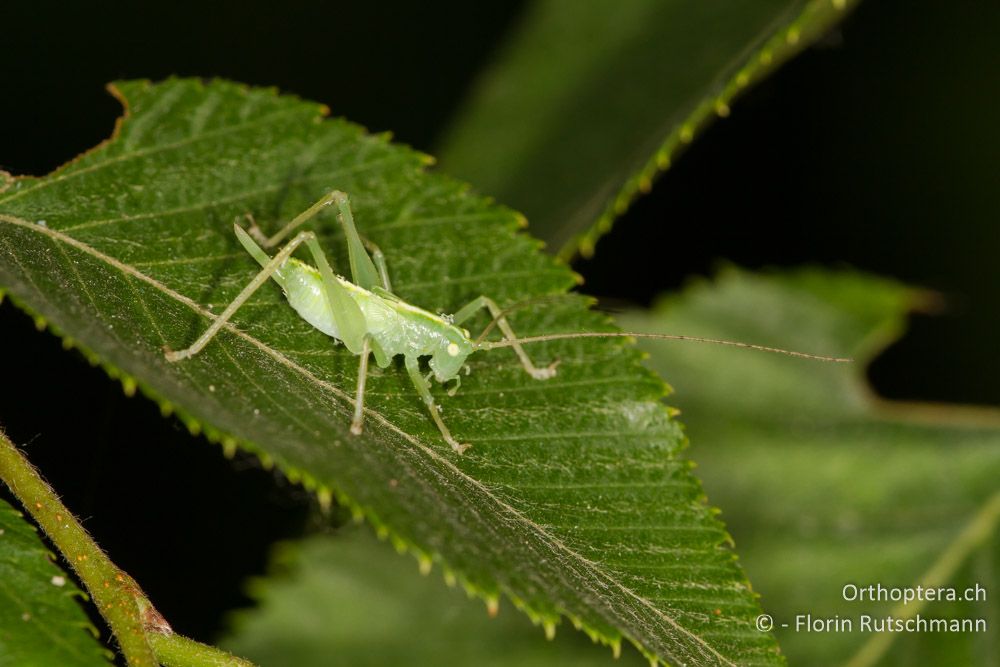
[436,0,858,258]
[222,529,650,667]
[622,269,1000,666]
[0,498,110,666]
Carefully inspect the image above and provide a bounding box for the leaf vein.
[0,106,311,205]
[0,212,737,666]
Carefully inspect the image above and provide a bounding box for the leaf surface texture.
[0,79,780,665]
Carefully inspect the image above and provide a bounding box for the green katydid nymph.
[165,190,850,453]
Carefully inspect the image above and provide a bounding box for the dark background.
[1,0,996,643]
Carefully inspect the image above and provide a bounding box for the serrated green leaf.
[436,0,858,259]
[0,498,110,667]
[623,268,1000,666]
[0,79,780,666]
[222,529,651,666]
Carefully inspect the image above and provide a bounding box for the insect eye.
[447,343,460,357]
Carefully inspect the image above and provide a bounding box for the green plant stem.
[844,490,1000,667]
[148,632,255,667]
[0,426,256,667]
[0,427,159,665]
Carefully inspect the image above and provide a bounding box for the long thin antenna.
[473,294,578,345]
[477,331,852,363]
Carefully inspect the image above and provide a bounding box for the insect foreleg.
[454,296,558,380]
[351,337,372,435]
[164,227,317,362]
[404,356,469,454]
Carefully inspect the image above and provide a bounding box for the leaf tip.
[183,417,202,437]
[221,437,238,459]
[390,534,408,555]
[613,194,629,216]
[316,487,333,512]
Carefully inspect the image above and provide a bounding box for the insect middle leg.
[453,296,558,380]
[351,337,372,435]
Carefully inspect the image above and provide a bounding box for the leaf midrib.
[0,212,735,666]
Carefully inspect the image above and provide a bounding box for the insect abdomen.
[279,259,342,338]
[278,259,452,362]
